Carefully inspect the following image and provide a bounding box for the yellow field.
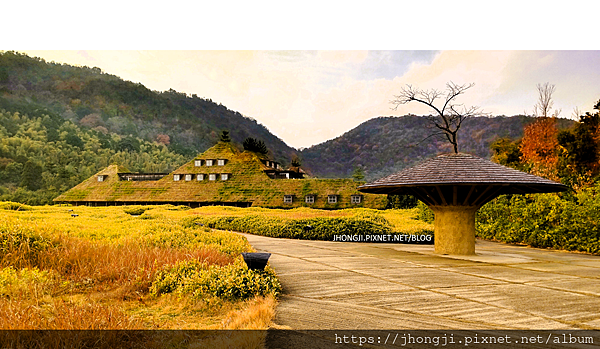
[0,203,431,338]
[0,203,278,335]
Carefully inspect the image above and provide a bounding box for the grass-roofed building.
[54,141,386,209]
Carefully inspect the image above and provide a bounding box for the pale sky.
[20,50,600,149]
[8,2,600,149]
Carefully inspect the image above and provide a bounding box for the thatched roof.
[358,153,568,206]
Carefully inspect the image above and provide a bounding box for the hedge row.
[476,185,600,254]
[180,213,433,241]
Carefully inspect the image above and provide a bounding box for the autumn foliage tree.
[519,83,562,179]
[520,117,559,170]
[156,134,170,145]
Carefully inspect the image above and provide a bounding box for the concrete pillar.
[430,205,479,255]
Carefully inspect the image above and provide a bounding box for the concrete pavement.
[242,234,600,330]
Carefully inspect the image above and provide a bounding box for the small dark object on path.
[71,214,79,217]
[242,252,271,270]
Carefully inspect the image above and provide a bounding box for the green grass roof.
[55,142,387,209]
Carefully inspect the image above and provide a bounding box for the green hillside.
[0,108,187,204]
[0,51,297,162]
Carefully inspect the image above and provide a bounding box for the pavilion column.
[430,205,480,255]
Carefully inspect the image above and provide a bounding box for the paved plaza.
[242,234,600,330]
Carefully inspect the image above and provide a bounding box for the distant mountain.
[299,115,576,181]
[0,51,297,164]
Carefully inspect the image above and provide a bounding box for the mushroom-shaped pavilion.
[358,153,568,255]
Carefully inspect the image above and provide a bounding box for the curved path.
[242,234,600,330]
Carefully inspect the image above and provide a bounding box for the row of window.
[173,173,230,181]
[263,160,282,170]
[194,159,227,167]
[284,194,362,204]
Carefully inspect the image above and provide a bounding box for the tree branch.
[391,81,483,153]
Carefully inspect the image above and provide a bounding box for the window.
[328,195,338,204]
[305,195,314,204]
[351,195,362,204]
[194,160,202,167]
[209,174,217,181]
[185,174,192,181]
[197,174,204,181]
[173,174,181,181]
[97,175,105,182]
[206,160,214,166]
[217,159,226,166]
[284,195,293,204]
[221,173,229,181]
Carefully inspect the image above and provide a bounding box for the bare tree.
[391,82,483,153]
[571,106,582,120]
[533,82,561,118]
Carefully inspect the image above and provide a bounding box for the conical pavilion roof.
[358,153,568,196]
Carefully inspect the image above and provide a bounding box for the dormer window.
[209,174,217,181]
[97,175,106,182]
[194,160,203,167]
[221,173,230,181]
[197,174,204,181]
[173,174,181,181]
[284,195,293,204]
[206,160,214,166]
[328,195,338,204]
[305,195,315,204]
[351,195,362,204]
[217,159,226,166]
[185,174,192,181]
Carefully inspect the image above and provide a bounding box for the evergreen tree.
[352,167,365,181]
[291,156,301,167]
[220,130,231,142]
[243,137,268,155]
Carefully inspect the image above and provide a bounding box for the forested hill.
[0,51,296,162]
[299,115,576,181]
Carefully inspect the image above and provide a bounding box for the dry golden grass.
[40,237,232,288]
[0,296,144,330]
[220,296,277,330]
[0,204,278,335]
